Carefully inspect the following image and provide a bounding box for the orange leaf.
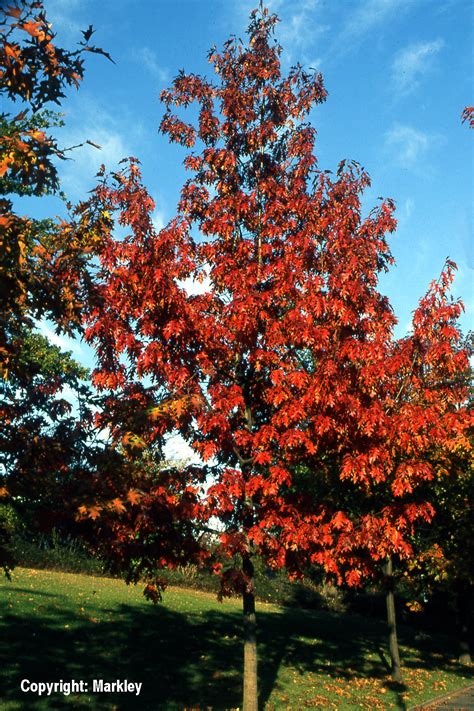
[4,44,19,59]
[110,497,126,513]
[5,6,22,19]
[21,20,41,37]
[87,505,102,520]
[126,489,142,505]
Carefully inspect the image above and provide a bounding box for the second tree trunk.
[242,554,258,711]
[385,556,402,682]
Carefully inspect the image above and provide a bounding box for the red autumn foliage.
[461,106,474,128]
[71,6,471,600]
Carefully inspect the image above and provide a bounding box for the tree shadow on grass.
[3,587,62,598]
[0,600,244,710]
[257,605,472,711]
[0,589,471,710]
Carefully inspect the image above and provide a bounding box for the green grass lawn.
[0,568,472,710]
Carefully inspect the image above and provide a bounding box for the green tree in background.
[0,0,109,574]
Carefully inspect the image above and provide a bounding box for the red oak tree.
[73,6,471,706]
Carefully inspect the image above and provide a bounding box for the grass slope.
[0,568,472,710]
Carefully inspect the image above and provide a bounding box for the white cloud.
[151,209,166,232]
[163,433,201,464]
[178,264,212,297]
[58,98,131,198]
[60,383,80,404]
[385,124,431,169]
[178,275,212,296]
[36,322,84,356]
[403,316,414,335]
[134,48,170,83]
[392,40,444,96]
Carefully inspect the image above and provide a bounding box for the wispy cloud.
[397,196,415,228]
[134,48,170,83]
[58,97,132,198]
[230,0,325,69]
[403,197,415,220]
[270,0,327,67]
[385,124,431,169]
[392,39,444,96]
[336,0,407,48]
[232,0,406,69]
[45,0,88,38]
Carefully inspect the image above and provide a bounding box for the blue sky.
[34,0,472,363]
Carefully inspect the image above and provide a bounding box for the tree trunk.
[242,554,258,711]
[456,580,472,664]
[385,557,402,682]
